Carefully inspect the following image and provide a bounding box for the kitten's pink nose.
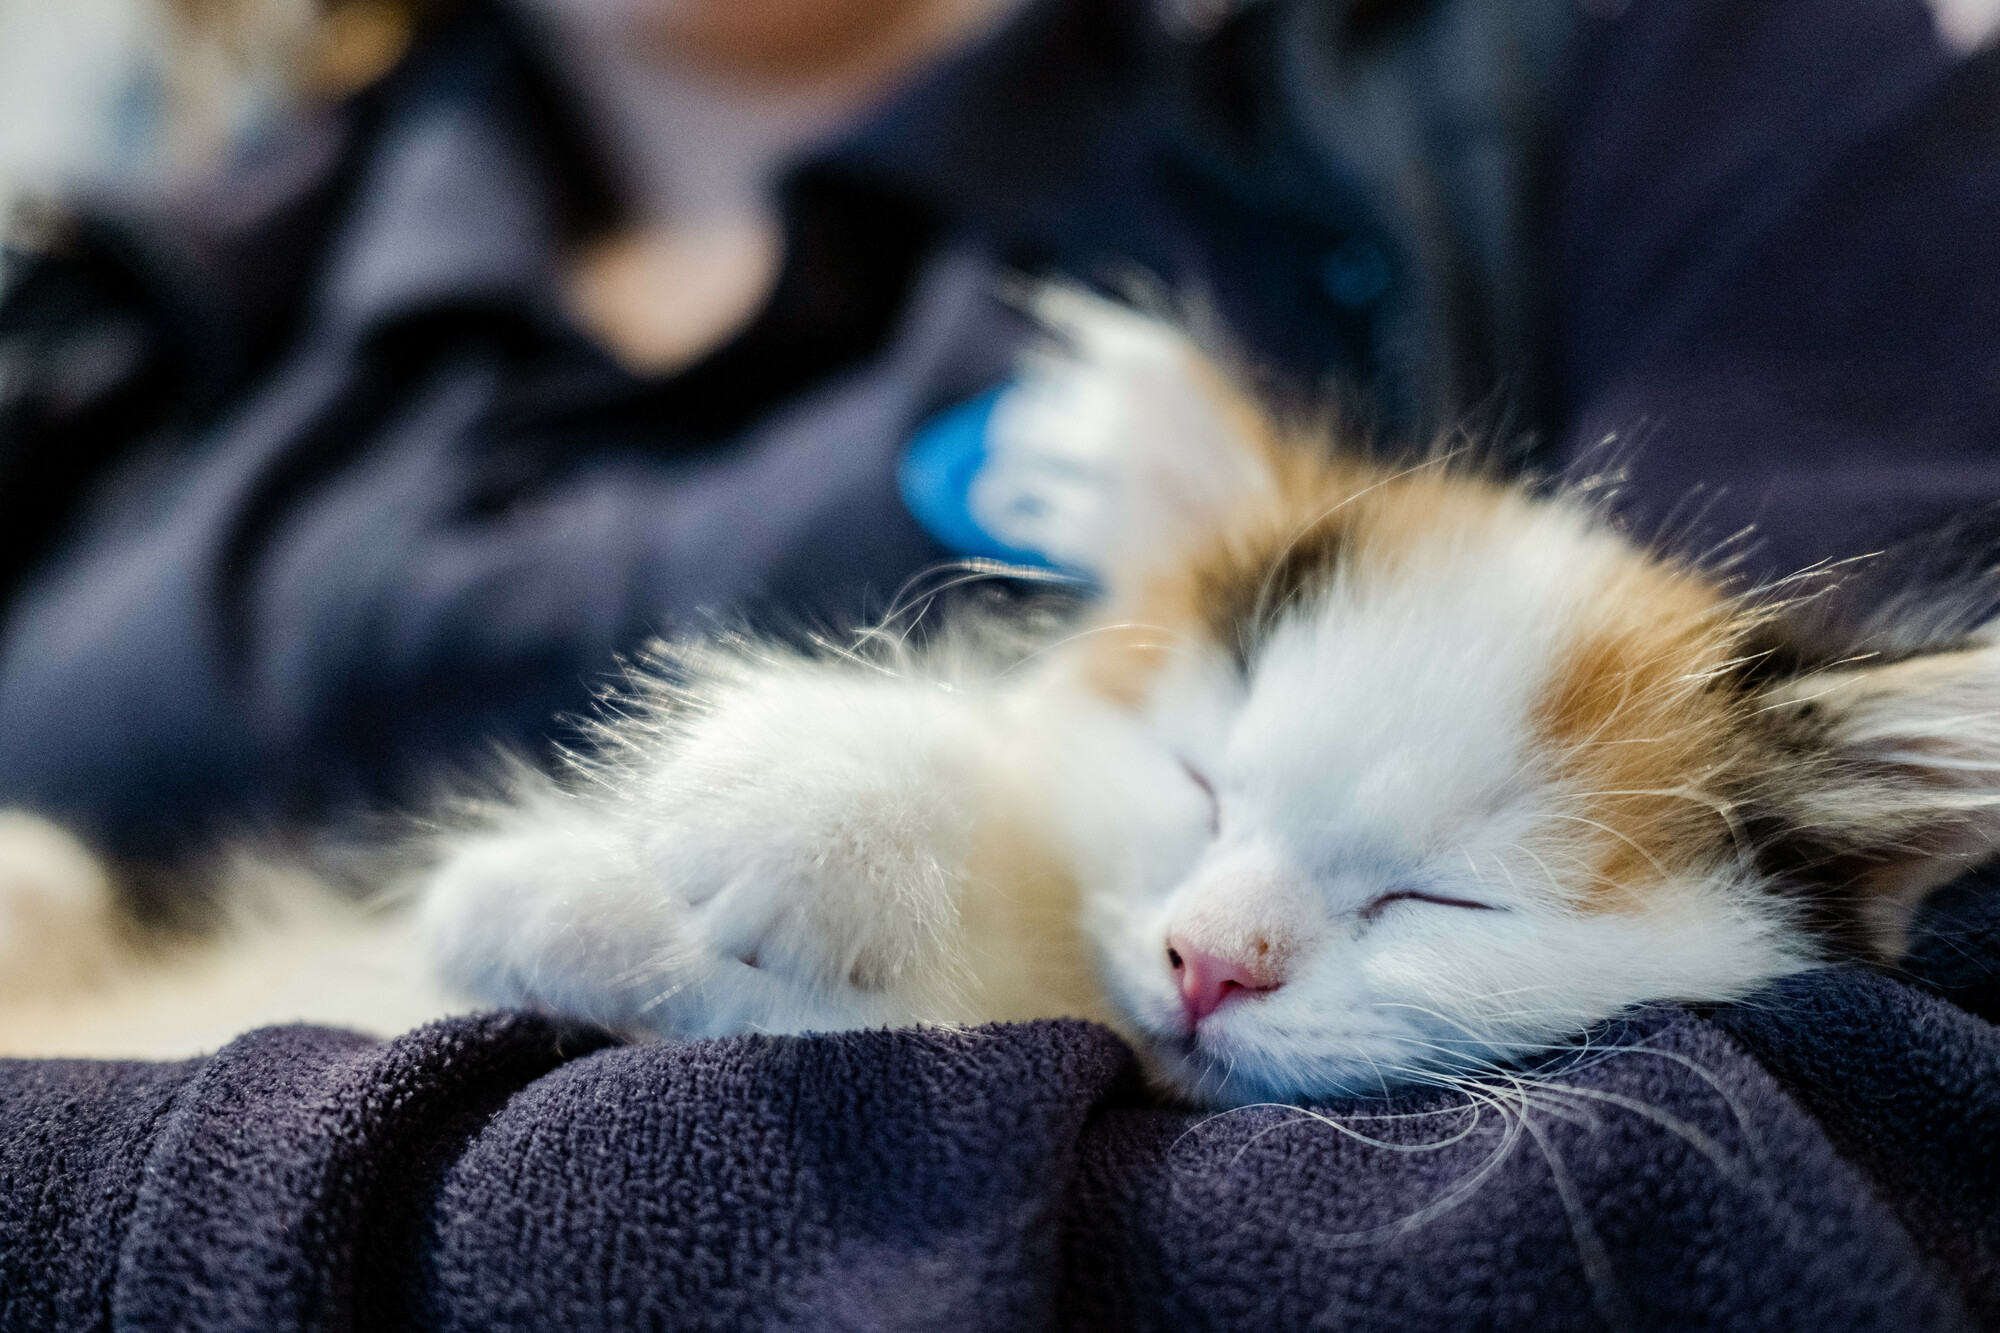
[1168,936,1282,1027]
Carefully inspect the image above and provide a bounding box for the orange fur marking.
[1533,559,1749,909]
[1079,425,1511,706]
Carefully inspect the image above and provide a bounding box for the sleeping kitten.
[421,290,2000,1106]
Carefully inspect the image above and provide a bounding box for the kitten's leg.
[419,657,1010,1037]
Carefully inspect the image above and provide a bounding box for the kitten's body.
[5,294,1996,1097]
[420,294,1999,1105]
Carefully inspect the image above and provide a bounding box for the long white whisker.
[1519,1107,1633,1331]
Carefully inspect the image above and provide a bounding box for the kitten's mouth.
[1161,1020,1244,1075]
[1141,1011,1440,1106]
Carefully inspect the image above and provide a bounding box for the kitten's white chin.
[1137,1026,1441,1107]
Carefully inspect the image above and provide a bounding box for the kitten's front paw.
[657,802,969,1026]
[423,673,982,1038]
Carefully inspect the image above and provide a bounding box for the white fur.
[974,287,1276,579]
[423,657,1006,1036]
[1758,636,2000,951]
[419,493,1818,1103]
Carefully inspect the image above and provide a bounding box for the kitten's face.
[1032,291,1997,1105]
[1076,473,1814,1106]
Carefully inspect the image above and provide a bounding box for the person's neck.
[518,0,1024,375]
[521,0,1023,226]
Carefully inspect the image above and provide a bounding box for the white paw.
[0,811,122,998]
[991,286,1277,581]
[422,669,983,1037]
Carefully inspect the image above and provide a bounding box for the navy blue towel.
[2,877,1995,1331]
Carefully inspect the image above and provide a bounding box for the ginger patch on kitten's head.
[1531,552,1754,913]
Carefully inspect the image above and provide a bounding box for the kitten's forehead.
[1230,519,1606,835]
[1223,495,1633,845]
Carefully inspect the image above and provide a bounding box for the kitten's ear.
[981,287,1281,591]
[1760,638,2000,951]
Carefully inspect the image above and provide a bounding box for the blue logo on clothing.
[899,386,1068,572]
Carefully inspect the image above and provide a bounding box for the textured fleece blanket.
[1,876,1995,1331]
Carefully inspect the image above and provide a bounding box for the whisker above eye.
[1359,891,1501,922]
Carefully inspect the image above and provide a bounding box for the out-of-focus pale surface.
[1934,0,2000,49]
[0,0,160,237]
[0,0,314,254]
[0,860,469,1059]
[0,811,124,998]
[0,931,465,1060]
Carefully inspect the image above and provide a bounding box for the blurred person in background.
[1,0,1998,901]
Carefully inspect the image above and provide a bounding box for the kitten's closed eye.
[1181,760,1219,835]
[1357,890,1498,922]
